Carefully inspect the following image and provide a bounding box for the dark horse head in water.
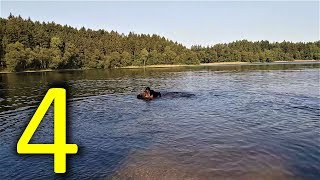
[137,87,161,100]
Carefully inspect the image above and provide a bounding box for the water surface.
[0,62,319,179]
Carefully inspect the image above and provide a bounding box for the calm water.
[0,62,319,179]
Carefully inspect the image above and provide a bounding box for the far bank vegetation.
[1,14,319,72]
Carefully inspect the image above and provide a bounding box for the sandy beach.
[121,60,319,69]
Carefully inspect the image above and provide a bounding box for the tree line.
[0,14,319,71]
[191,40,320,63]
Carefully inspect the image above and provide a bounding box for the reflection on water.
[1,62,319,112]
[0,62,319,179]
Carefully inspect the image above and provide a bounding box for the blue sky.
[1,1,319,47]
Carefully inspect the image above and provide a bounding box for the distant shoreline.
[121,60,319,69]
[0,60,318,74]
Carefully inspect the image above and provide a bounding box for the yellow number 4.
[17,88,78,173]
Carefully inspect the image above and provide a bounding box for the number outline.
[17,88,78,173]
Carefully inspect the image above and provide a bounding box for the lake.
[0,62,319,179]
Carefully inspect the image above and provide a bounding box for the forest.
[1,14,319,71]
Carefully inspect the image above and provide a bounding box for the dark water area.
[0,62,319,179]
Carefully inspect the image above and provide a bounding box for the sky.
[1,1,319,47]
